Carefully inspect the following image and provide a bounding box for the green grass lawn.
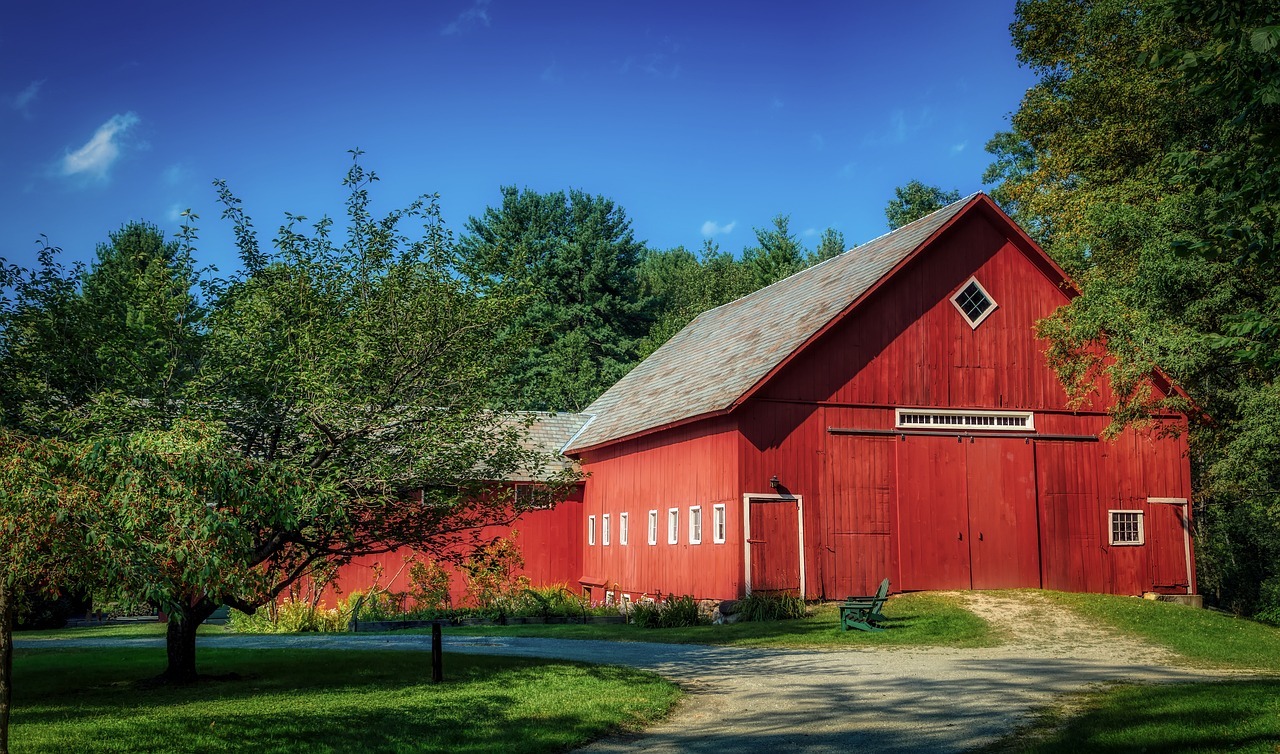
[977,679,1280,754]
[435,592,997,649]
[981,591,1280,753]
[1042,590,1280,670]
[9,647,680,754]
[16,621,229,640]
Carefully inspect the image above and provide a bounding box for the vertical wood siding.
[725,209,1192,599]
[576,417,741,600]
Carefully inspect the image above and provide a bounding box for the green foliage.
[741,214,807,289]
[734,593,807,622]
[227,598,347,633]
[515,584,590,619]
[629,594,709,629]
[455,186,652,411]
[989,0,1280,617]
[884,180,961,230]
[462,532,531,613]
[407,557,453,612]
[808,227,848,265]
[10,648,680,754]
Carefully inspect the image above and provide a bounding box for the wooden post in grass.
[431,622,443,683]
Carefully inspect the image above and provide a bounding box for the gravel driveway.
[14,593,1245,753]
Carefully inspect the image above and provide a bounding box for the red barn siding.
[577,417,740,600]
[320,496,583,610]
[719,210,1192,600]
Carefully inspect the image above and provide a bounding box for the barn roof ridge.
[564,192,988,454]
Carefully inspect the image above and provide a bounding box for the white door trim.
[742,493,805,598]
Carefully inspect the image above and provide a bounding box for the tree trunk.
[161,598,217,685]
[1,581,14,754]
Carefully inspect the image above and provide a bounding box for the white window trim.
[1109,509,1145,546]
[689,506,702,545]
[602,513,611,546]
[713,504,727,544]
[895,407,1035,432]
[647,509,658,546]
[950,275,998,329]
[619,512,629,546]
[588,515,597,546]
[667,507,680,545]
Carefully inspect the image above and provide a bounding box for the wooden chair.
[839,578,890,632]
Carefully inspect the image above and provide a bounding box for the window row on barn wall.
[587,504,727,547]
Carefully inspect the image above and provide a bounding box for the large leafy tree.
[456,187,651,411]
[884,180,962,230]
[0,433,99,754]
[986,0,1280,616]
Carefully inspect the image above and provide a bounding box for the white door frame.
[742,493,805,597]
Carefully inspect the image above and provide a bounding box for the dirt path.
[15,596,1243,753]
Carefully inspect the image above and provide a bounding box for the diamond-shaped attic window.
[950,277,997,328]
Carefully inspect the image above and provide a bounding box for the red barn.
[563,193,1195,602]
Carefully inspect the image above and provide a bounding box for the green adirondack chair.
[839,577,890,632]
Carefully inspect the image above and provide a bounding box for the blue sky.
[1,1,1036,274]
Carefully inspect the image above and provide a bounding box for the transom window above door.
[950,276,997,328]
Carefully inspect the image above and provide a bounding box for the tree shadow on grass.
[11,648,675,754]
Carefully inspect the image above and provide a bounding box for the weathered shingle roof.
[564,194,980,453]
[506,411,591,481]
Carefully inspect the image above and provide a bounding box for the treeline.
[984,0,1280,619]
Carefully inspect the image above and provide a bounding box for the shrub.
[630,594,710,628]
[408,557,453,612]
[463,532,531,613]
[735,593,807,622]
[228,598,346,633]
[1255,577,1280,626]
[517,584,590,619]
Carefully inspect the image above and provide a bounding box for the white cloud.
[166,203,187,223]
[803,227,818,237]
[11,79,44,116]
[950,141,968,155]
[442,0,491,35]
[862,107,934,147]
[162,163,186,185]
[701,220,736,236]
[770,97,784,110]
[60,112,139,181]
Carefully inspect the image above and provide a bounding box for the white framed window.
[689,506,703,544]
[713,504,727,544]
[619,512,629,545]
[950,276,997,328]
[668,507,679,545]
[602,513,611,546]
[895,407,1034,431]
[588,515,597,546]
[647,510,658,545]
[1109,510,1145,546]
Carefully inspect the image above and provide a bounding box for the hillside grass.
[981,590,1280,753]
[8,647,679,753]
[436,592,997,648]
[1041,590,1280,669]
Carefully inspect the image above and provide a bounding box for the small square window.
[588,515,597,546]
[689,506,703,545]
[619,512,629,546]
[668,508,680,545]
[647,510,658,545]
[713,504,727,544]
[602,514,611,546]
[1109,510,1145,546]
[950,277,997,328]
